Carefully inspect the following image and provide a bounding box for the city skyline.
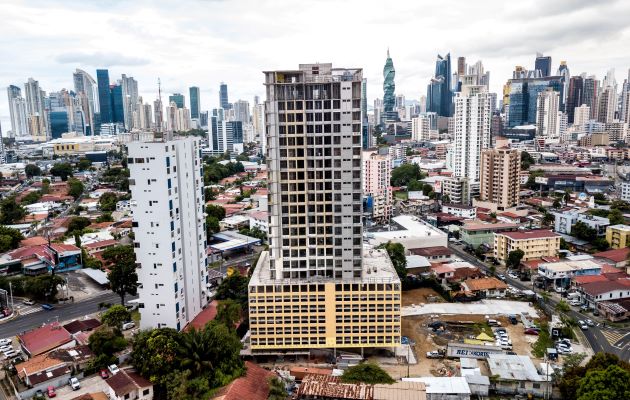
[2,0,630,128]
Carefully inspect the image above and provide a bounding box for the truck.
[426,349,445,359]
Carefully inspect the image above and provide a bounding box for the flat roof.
[369,215,447,241]
[210,231,262,251]
[539,260,602,273]
[402,377,471,394]
[498,230,559,240]
[81,268,109,285]
[487,354,545,382]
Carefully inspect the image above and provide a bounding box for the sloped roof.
[594,248,630,263]
[18,322,72,356]
[212,361,274,400]
[463,277,508,292]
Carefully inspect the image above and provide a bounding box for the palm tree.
[179,328,214,376]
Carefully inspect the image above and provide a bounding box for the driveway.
[54,375,110,399]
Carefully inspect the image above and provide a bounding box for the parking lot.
[53,374,110,399]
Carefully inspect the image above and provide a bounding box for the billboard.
[446,342,504,359]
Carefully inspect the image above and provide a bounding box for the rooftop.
[581,280,630,297]
[608,224,630,232]
[18,322,72,356]
[461,221,520,232]
[106,369,152,397]
[367,215,447,243]
[594,248,630,263]
[498,229,559,240]
[211,361,274,400]
[487,354,545,382]
[463,277,508,292]
[538,260,602,273]
[410,246,452,257]
[298,374,427,400]
[402,377,470,395]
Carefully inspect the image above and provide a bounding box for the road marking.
[601,329,625,348]
[17,306,41,316]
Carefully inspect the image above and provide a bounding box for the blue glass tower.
[111,84,125,124]
[507,77,563,127]
[169,93,185,109]
[189,87,200,119]
[535,55,552,77]
[49,111,69,139]
[96,69,112,124]
[426,54,453,117]
[382,49,396,122]
[219,83,230,109]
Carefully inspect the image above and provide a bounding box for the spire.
[387,47,390,58]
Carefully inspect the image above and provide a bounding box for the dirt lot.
[401,287,445,307]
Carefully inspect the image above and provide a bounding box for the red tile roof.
[212,362,275,400]
[18,322,72,356]
[84,239,119,250]
[581,280,630,297]
[498,230,559,240]
[106,369,152,397]
[573,275,609,285]
[410,246,452,257]
[19,236,48,247]
[185,300,218,331]
[594,248,630,263]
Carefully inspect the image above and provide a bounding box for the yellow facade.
[494,231,560,264]
[54,143,80,155]
[606,225,630,249]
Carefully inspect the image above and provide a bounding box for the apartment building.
[128,137,208,331]
[494,230,560,264]
[363,150,392,222]
[249,63,401,352]
[478,147,519,211]
[606,224,630,249]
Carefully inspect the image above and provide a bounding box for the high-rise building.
[534,53,552,77]
[73,69,99,135]
[557,62,570,110]
[457,56,466,76]
[189,87,200,119]
[96,69,113,125]
[452,85,491,188]
[506,76,563,127]
[411,114,436,142]
[168,93,185,109]
[0,122,5,164]
[536,88,561,139]
[233,100,250,123]
[24,78,47,137]
[121,74,138,130]
[574,105,590,127]
[566,76,583,124]
[382,50,397,121]
[128,137,208,331]
[361,78,371,149]
[248,63,400,352]
[597,85,617,123]
[219,82,229,109]
[582,76,599,120]
[207,117,241,154]
[7,85,28,136]
[363,151,392,222]
[153,99,163,132]
[426,54,453,117]
[479,146,519,211]
[111,84,125,125]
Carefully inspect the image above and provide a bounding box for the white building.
[553,211,610,236]
[536,88,560,140]
[452,85,491,188]
[411,114,437,141]
[621,181,630,202]
[128,137,208,331]
[574,104,590,127]
[363,150,392,222]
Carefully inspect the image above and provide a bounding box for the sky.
[1,0,630,132]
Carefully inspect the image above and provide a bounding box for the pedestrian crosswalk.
[601,329,627,348]
[17,306,41,316]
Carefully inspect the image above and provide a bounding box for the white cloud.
[1,0,630,130]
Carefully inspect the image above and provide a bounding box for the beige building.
[363,150,392,222]
[494,230,560,264]
[606,224,630,249]
[478,147,519,211]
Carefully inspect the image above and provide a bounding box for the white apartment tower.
[452,85,491,185]
[597,85,617,123]
[411,115,434,141]
[536,88,560,139]
[574,104,590,128]
[128,137,208,331]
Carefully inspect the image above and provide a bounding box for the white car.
[108,364,120,375]
[579,321,588,330]
[0,345,13,353]
[69,377,80,390]
[554,286,566,293]
[122,321,135,330]
[556,345,572,355]
[585,319,595,327]
[3,350,18,358]
[0,338,12,346]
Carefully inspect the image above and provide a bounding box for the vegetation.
[521,151,535,170]
[0,196,26,224]
[267,376,287,400]
[99,192,119,212]
[526,169,544,190]
[531,322,553,358]
[101,304,132,329]
[76,158,92,171]
[588,204,627,226]
[50,162,74,181]
[506,249,525,269]
[67,216,91,235]
[238,227,267,241]
[215,299,242,328]
[0,226,24,253]
[103,245,138,305]
[215,272,249,308]
[20,190,42,205]
[132,322,244,400]
[556,300,570,313]
[24,164,42,178]
[390,163,424,187]
[67,178,85,199]
[0,274,65,301]
[340,363,395,384]
[559,352,630,400]
[203,158,245,185]
[87,326,127,371]
[96,212,113,223]
[571,221,609,251]
[377,241,407,281]
[101,167,130,192]
[206,204,226,237]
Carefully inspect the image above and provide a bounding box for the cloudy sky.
[1,0,630,131]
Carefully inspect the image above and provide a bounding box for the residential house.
[593,248,630,271]
[211,361,275,400]
[105,369,153,400]
[406,255,432,275]
[442,204,476,219]
[460,222,520,249]
[18,322,74,357]
[537,260,602,288]
[553,211,610,236]
[487,354,550,398]
[578,280,630,309]
[410,246,453,262]
[461,277,508,298]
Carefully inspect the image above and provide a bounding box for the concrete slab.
[402,300,539,319]
[54,374,110,399]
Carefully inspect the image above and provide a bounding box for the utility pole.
[9,281,13,312]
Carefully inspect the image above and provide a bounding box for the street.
[447,243,630,361]
[0,292,133,339]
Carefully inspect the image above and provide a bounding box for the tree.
[607,209,625,225]
[25,274,65,300]
[0,226,24,253]
[390,163,423,187]
[21,190,42,205]
[103,245,138,305]
[556,300,570,313]
[378,242,407,280]
[96,213,113,223]
[216,299,242,328]
[507,249,525,269]
[564,190,572,204]
[0,196,26,224]
[67,178,85,199]
[576,364,630,400]
[526,169,544,190]
[553,199,561,208]
[592,237,610,252]
[101,304,132,329]
[89,327,127,358]
[41,178,50,195]
[206,216,220,237]
[267,377,287,400]
[24,164,42,178]
[99,192,119,212]
[165,370,211,400]
[340,363,395,384]
[206,204,226,220]
[50,162,74,181]
[132,328,183,394]
[520,151,535,170]
[204,188,217,201]
[67,216,91,234]
[76,158,92,171]
[215,273,249,307]
[559,352,630,400]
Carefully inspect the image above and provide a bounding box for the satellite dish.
[578,193,587,201]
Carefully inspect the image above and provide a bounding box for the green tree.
[101,304,132,329]
[67,178,85,199]
[559,353,630,400]
[204,188,217,201]
[132,328,183,394]
[215,272,249,307]
[267,377,286,400]
[553,198,561,208]
[507,249,525,269]
[25,274,65,300]
[216,299,242,328]
[99,192,119,212]
[165,370,211,400]
[50,162,74,181]
[607,209,625,225]
[576,364,630,400]
[520,151,535,170]
[556,300,570,313]
[67,216,91,234]
[41,178,50,195]
[378,241,407,280]
[526,169,544,190]
[0,226,24,253]
[390,163,423,187]
[21,190,42,205]
[341,363,395,384]
[592,237,610,252]
[76,158,92,171]
[96,213,113,223]
[206,204,226,220]
[103,245,138,305]
[0,196,26,224]
[89,327,128,357]
[25,164,42,178]
[206,216,220,236]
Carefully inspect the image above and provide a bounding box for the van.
[122,321,135,330]
[487,319,501,327]
[3,350,18,358]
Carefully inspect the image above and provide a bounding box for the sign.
[446,342,504,359]
[534,177,548,185]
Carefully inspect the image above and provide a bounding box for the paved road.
[0,292,134,339]
[448,243,630,361]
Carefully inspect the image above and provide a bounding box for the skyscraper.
[128,137,208,331]
[566,76,583,124]
[189,87,200,119]
[457,56,466,76]
[121,74,138,130]
[452,85,491,193]
[96,69,113,124]
[363,151,392,222]
[621,70,630,124]
[248,63,400,352]
[534,53,552,77]
[73,69,99,135]
[597,85,617,123]
[24,78,47,138]
[167,93,184,109]
[536,88,561,139]
[233,100,250,123]
[7,85,28,136]
[506,76,563,127]
[427,53,453,117]
[382,50,396,121]
[361,78,370,149]
[582,76,599,120]
[219,82,229,109]
[557,61,570,110]
[479,146,519,211]
[110,84,125,125]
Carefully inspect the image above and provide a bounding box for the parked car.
[22,299,35,305]
[592,309,600,316]
[426,350,444,359]
[0,345,13,353]
[122,321,135,330]
[0,338,12,346]
[556,345,572,355]
[497,274,506,281]
[524,328,540,335]
[554,286,566,293]
[3,350,19,358]
[585,319,595,327]
[100,369,109,379]
[508,315,518,325]
[580,304,589,312]
[68,377,80,390]
[108,364,120,375]
[46,385,56,397]
[487,319,502,327]
[41,304,54,311]
[579,321,588,330]
[570,300,581,306]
